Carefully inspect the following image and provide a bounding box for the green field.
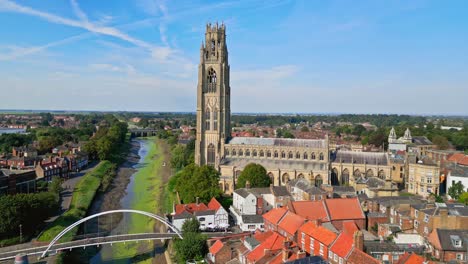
[101,138,165,263]
[37,161,114,242]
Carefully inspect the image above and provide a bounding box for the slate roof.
[173,211,193,220]
[193,209,215,216]
[272,186,290,196]
[436,229,468,251]
[412,136,433,146]
[289,179,327,195]
[333,150,388,165]
[234,187,271,198]
[244,236,260,249]
[228,137,327,148]
[242,214,264,224]
[284,256,327,264]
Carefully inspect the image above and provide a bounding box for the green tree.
[301,126,309,132]
[448,181,465,200]
[352,124,366,137]
[175,164,221,204]
[171,145,187,169]
[173,232,208,263]
[432,135,450,150]
[48,177,63,195]
[236,163,270,188]
[182,218,200,233]
[458,192,468,205]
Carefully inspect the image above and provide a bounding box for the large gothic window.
[207,144,215,166]
[319,153,324,161]
[205,110,211,130]
[213,110,218,131]
[207,68,217,93]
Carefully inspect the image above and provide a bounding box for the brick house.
[427,229,468,262]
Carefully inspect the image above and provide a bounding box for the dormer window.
[451,235,462,248]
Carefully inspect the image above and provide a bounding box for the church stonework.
[195,23,231,168]
[195,23,400,195]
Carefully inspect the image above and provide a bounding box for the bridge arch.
[41,209,182,258]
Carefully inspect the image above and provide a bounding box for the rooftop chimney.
[246,180,251,189]
[353,231,364,251]
[296,250,306,259]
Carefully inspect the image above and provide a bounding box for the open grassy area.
[101,138,166,263]
[37,161,114,242]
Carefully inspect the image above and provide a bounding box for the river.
[87,138,169,264]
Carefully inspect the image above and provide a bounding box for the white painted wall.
[447,172,468,199]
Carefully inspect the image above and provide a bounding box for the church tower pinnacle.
[195,23,231,167]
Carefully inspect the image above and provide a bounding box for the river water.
[90,139,153,264]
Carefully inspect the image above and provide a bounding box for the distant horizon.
[0,109,467,118]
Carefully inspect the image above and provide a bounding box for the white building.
[171,197,229,231]
[230,186,291,232]
[446,163,468,199]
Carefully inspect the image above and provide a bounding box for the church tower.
[195,23,231,167]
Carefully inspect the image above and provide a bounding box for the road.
[46,162,98,223]
[0,232,237,261]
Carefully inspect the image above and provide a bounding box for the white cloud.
[0,33,89,61]
[90,63,136,75]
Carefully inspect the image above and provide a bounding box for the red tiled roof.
[175,203,208,215]
[246,232,285,262]
[207,197,222,211]
[342,221,359,236]
[288,200,329,221]
[448,153,465,163]
[347,248,380,264]
[308,225,338,246]
[254,230,274,243]
[278,212,305,236]
[263,207,287,225]
[209,240,224,255]
[298,221,317,235]
[330,233,354,258]
[460,156,468,166]
[325,198,364,220]
[397,252,431,264]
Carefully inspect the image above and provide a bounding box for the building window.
[310,238,314,252]
[207,68,217,93]
[311,153,316,159]
[199,217,206,222]
[328,251,333,259]
[245,149,250,156]
[427,177,432,184]
[232,149,237,156]
[252,150,257,157]
[274,151,278,158]
[205,110,211,130]
[260,150,264,157]
[303,152,308,159]
[239,149,243,156]
[456,253,463,260]
[267,150,272,157]
[281,151,286,158]
[248,225,255,229]
[334,254,338,262]
[339,258,343,264]
[213,110,218,131]
[319,153,324,160]
[415,210,419,218]
[296,152,301,159]
[424,227,428,234]
[319,243,324,256]
[207,144,215,166]
[414,220,419,228]
[424,214,429,223]
[225,149,230,156]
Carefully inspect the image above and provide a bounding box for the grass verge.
[37,161,114,242]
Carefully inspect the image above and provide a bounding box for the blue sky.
[0,0,467,115]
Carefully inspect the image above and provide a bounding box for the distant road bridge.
[0,209,234,261]
[129,128,158,137]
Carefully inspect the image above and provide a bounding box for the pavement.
[46,162,98,223]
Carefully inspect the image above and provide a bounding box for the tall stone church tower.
[195,23,231,167]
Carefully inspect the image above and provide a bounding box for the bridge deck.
[0,232,234,260]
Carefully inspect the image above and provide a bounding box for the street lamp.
[19,224,22,243]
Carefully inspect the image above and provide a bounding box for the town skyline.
[1,0,467,115]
